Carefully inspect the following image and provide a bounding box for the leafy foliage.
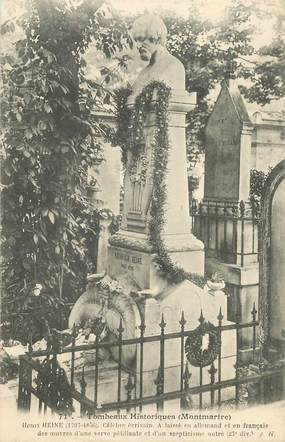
[1,286,67,345]
[162,1,284,164]
[0,354,19,385]
[240,36,285,104]
[164,1,255,163]
[111,86,133,165]
[0,0,129,343]
[249,168,271,207]
[240,5,285,105]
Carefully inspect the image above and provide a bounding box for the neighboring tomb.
[199,80,258,354]
[204,80,253,202]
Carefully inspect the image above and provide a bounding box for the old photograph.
[0,0,284,441]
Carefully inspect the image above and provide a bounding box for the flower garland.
[115,81,206,288]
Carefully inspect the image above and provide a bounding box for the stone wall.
[251,111,285,172]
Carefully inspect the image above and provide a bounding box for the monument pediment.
[206,80,252,130]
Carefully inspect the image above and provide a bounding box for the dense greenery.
[250,168,271,208]
[240,10,285,105]
[164,1,253,164]
[164,0,284,164]
[0,0,129,343]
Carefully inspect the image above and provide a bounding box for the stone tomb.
[204,80,253,203]
[199,80,259,354]
[106,40,236,405]
[69,14,236,409]
[202,80,256,266]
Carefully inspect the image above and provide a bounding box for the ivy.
[249,167,272,216]
[112,87,133,165]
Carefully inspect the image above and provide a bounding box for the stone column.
[108,90,204,292]
[90,111,121,273]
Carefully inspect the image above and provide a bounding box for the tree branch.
[34,0,106,42]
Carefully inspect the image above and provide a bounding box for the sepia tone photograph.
[0,0,284,441]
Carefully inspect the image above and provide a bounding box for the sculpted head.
[131,14,167,61]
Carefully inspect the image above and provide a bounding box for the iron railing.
[17,303,285,415]
[191,200,260,267]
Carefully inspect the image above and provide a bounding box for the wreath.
[185,321,221,367]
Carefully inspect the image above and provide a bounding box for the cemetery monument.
[68,14,236,404]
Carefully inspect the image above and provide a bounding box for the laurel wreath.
[185,321,221,367]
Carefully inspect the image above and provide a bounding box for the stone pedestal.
[206,257,259,356]
[108,90,204,292]
[108,234,204,292]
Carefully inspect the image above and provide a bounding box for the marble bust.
[128,14,185,102]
